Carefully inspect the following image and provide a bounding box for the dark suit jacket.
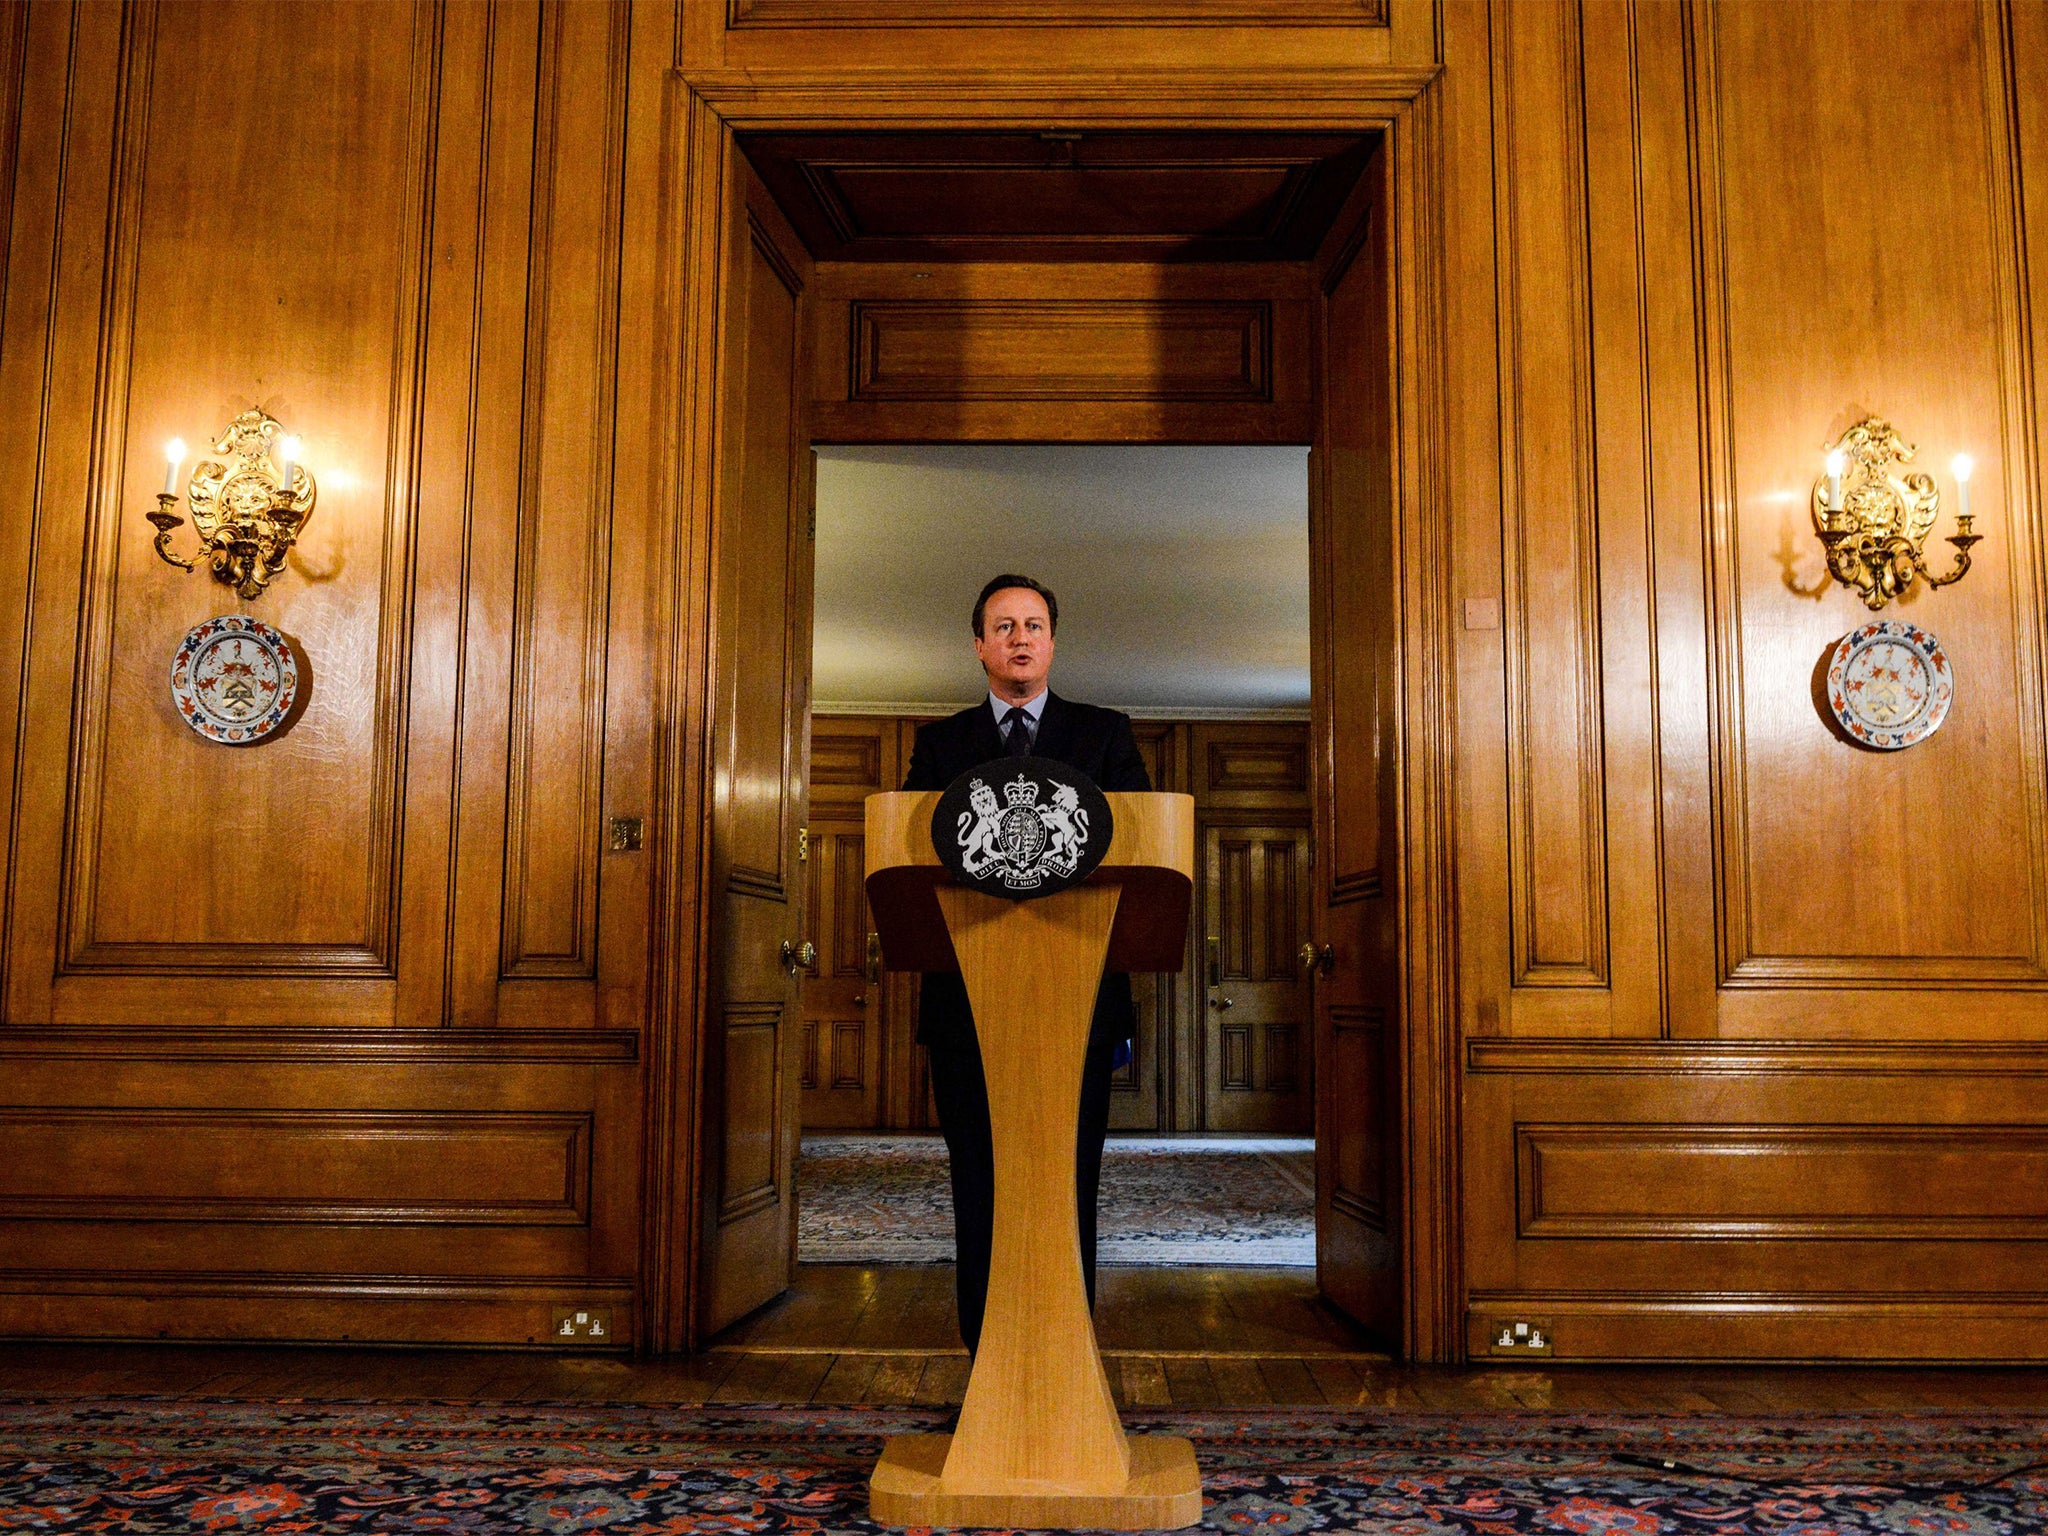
[902,692,1152,1048]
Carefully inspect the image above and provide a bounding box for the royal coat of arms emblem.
[931,756,1114,900]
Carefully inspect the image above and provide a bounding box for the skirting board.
[1468,1294,2048,1363]
[0,1274,635,1350]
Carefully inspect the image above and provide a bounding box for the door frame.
[640,66,1463,1361]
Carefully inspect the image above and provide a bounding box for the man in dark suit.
[902,573,1150,1353]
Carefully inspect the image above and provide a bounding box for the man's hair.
[971,574,1059,638]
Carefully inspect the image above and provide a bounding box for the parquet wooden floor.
[3,1265,2047,1412]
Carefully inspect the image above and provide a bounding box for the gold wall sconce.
[147,408,316,600]
[1810,416,1979,610]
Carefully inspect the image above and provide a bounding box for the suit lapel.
[967,699,1005,765]
[1033,692,1074,765]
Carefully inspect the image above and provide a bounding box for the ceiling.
[739,130,1377,263]
[812,445,1311,716]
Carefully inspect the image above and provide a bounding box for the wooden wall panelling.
[1444,0,1510,1060]
[0,0,117,1020]
[0,0,653,1348]
[0,2,23,368]
[684,0,1439,76]
[726,2,1392,29]
[0,2,79,1015]
[852,296,1273,401]
[401,0,612,1033]
[439,1,547,1027]
[1514,1122,2048,1243]
[1197,728,1309,800]
[0,1107,595,1227]
[1688,0,2048,1027]
[587,1,659,1045]
[1490,0,1609,1004]
[1453,0,2048,1363]
[0,1031,641,1344]
[374,0,522,1030]
[1469,0,1668,1040]
[1572,0,1677,1040]
[1627,0,1719,1036]
[809,262,1316,444]
[809,717,892,802]
[496,0,632,1028]
[1464,1043,2048,1360]
[10,0,448,1024]
[1457,0,2048,1363]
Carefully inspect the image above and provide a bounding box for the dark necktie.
[1002,706,1032,757]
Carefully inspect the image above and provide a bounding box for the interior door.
[698,145,816,1336]
[797,719,889,1128]
[1310,146,1403,1345]
[1201,825,1313,1132]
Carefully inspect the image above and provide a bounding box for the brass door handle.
[1210,995,1235,1011]
[852,993,866,1007]
[781,939,816,973]
[1298,942,1334,975]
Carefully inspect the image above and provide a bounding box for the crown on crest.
[1003,775,1040,808]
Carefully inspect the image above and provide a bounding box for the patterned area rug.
[3,1397,2045,1533]
[798,1134,1316,1266]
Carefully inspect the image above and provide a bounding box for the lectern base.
[868,1433,1203,1530]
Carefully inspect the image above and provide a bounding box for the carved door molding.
[643,63,1459,1360]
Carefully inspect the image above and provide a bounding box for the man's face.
[974,587,1055,700]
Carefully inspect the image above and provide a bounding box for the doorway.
[673,121,1410,1360]
[792,444,1320,1342]
[802,443,1315,1137]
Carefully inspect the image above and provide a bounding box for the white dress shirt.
[988,689,1048,750]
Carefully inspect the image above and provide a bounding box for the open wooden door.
[697,144,816,1337]
[1309,144,1404,1347]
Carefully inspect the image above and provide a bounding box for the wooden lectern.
[863,789,1204,1531]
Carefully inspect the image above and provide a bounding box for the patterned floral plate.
[1826,619,1953,750]
[169,615,298,744]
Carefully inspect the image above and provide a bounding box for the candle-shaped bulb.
[162,438,186,497]
[276,434,300,492]
[1953,452,1974,523]
[1824,448,1846,512]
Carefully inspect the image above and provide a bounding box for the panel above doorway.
[726,2,1389,29]
[810,264,1315,443]
[738,130,1378,264]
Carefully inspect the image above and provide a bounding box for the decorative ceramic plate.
[169,615,298,744]
[1825,619,1953,750]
